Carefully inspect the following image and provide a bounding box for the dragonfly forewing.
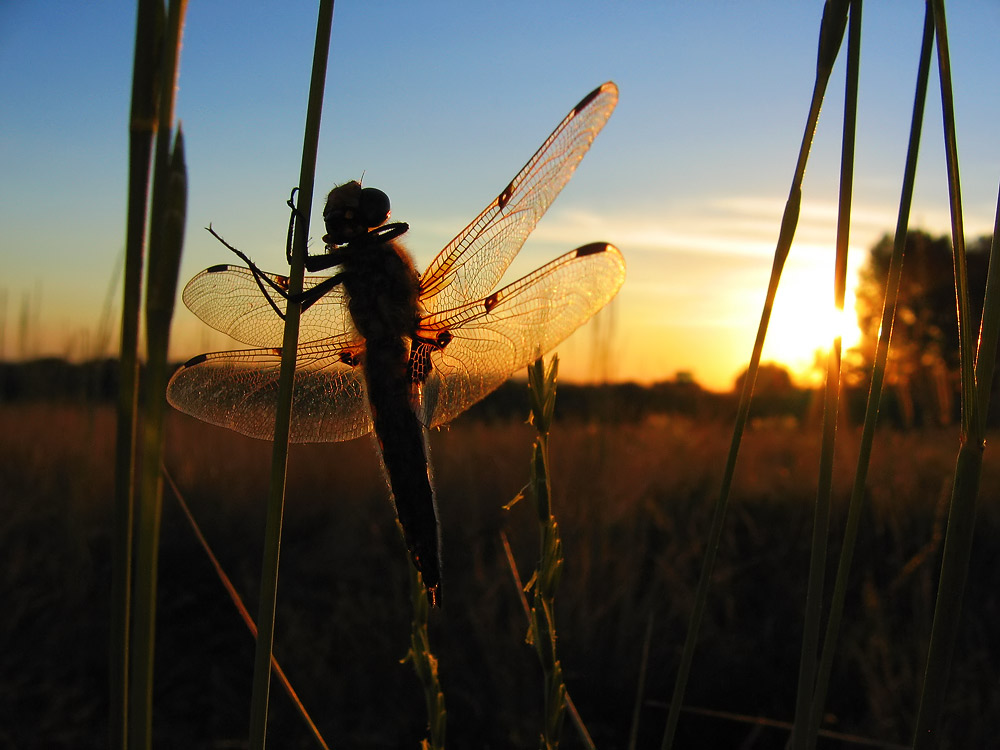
[182,264,357,348]
[418,82,618,314]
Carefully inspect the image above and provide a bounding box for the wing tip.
[575,81,619,114]
[574,241,619,258]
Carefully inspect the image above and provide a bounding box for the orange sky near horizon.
[3,4,999,393]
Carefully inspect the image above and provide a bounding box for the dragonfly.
[167,81,625,606]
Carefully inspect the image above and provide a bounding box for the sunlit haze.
[2,2,999,391]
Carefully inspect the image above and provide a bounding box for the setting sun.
[761,253,864,385]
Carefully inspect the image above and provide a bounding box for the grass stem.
[404,548,447,750]
[805,6,936,745]
[659,3,850,747]
[161,466,331,750]
[525,356,574,750]
[912,1,992,744]
[789,2,860,746]
[126,3,187,747]
[247,3,335,747]
[500,532,595,750]
[111,1,162,746]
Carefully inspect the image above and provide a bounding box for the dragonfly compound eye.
[360,187,391,228]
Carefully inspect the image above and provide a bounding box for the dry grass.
[2,401,998,748]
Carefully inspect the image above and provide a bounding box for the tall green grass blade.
[926,0,977,436]
[790,2,861,747]
[126,2,187,746]
[805,7,936,746]
[912,1,989,744]
[974,189,1000,432]
[659,3,849,747]
[247,3,334,747]
[112,2,162,747]
[912,442,983,749]
[129,127,187,750]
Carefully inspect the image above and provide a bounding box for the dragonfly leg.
[207,225,292,320]
[290,272,344,313]
[285,187,302,265]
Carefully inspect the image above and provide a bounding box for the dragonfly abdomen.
[363,336,442,606]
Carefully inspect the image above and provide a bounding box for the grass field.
[3,399,998,749]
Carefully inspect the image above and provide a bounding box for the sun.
[761,262,864,385]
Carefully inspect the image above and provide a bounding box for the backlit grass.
[4,401,998,748]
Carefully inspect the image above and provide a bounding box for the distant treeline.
[1,357,992,429]
[0,358,754,424]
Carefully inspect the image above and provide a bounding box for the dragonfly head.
[322,181,391,246]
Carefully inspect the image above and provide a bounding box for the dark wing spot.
[435,330,452,348]
[275,275,290,291]
[484,291,501,313]
[339,349,362,367]
[206,264,229,274]
[182,353,208,367]
[270,348,282,357]
[573,84,603,115]
[497,181,514,211]
[575,242,609,258]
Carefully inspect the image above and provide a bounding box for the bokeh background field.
[5,396,998,749]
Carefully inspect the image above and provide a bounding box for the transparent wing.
[413,243,625,426]
[418,82,618,314]
[181,264,358,348]
[166,335,372,443]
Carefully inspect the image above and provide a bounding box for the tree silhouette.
[735,361,795,396]
[850,230,993,427]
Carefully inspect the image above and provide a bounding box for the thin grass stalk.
[789,3,861,748]
[500,532,596,750]
[665,706,909,750]
[111,2,162,747]
[627,615,655,750]
[974,188,1000,431]
[927,0,977,434]
[404,547,447,750]
[912,0,988,744]
[248,3,334,747]
[127,2,187,746]
[659,3,850,747]
[805,7,936,746]
[523,356,581,750]
[160,466,331,750]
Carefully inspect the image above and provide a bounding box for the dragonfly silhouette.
[167,82,624,606]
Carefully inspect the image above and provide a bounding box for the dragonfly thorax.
[336,236,422,343]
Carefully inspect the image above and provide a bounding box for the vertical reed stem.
[790,2,860,746]
[112,2,162,746]
[660,3,850,747]
[248,3,335,747]
[805,6,935,745]
[913,0,990,744]
[526,356,570,749]
[405,548,447,750]
[126,2,187,747]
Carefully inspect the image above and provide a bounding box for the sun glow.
[760,262,864,386]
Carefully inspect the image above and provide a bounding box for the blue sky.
[2,1,999,389]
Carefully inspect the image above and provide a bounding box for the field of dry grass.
[3,400,998,748]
